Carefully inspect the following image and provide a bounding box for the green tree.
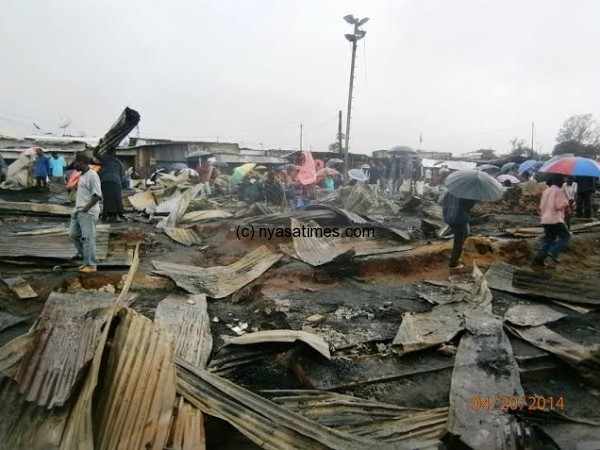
[474,148,497,159]
[328,132,345,152]
[509,138,533,158]
[554,114,600,157]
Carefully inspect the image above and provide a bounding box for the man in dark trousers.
[442,192,477,269]
[575,176,597,219]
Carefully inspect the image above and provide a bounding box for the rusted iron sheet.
[13,224,111,236]
[155,294,213,369]
[93,307,176,450]
[513,269,600,306]
[0,200,73,216]
[506,324,600,386]
[163,227,202,246]
[1,276,37,299]
[94,107,140,156]
[128,190,156,211]
[0,332,34,379]
[447,311,536,449]
[269,391,447,444]
[222,330,331,360]
[10,292,117,408]
[176,358,377,450]
[157,184,202,229]
[153,245,282,299]
[504,304,567,327]
[339,183,377,214]
[0,233,109,260]
[59,246,140,450]
[0,376,69,449]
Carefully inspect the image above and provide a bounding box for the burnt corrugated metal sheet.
[0,232,109,260]
[163,228,202,246]
[176,358,377,450]
[513,269,600,305]
[153,245,282,299]
[168,396,205,450]
[94,107,140,156]
[11,292,117,408]
[506,324,600,387]
[93,308,176,450]
[447,311,534,449]
[0,376,69,449]
[157,184,202,229]
[155,294,213,369]
[128,190,157,211]
[180,209,233,224]
[0,200,72,216]
[290,218,353,266]
[223,330,331,360]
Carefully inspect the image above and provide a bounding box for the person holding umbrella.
[532,175,570,267]
[442,169,504,269]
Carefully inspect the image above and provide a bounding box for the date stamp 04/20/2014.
[471,395,565,412]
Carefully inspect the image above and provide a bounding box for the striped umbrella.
[538,156,600,177]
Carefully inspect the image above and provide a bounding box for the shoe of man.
[547,253,560,263]
[449,264,465,270]
[78,265,97,273]
[531,259,547,268]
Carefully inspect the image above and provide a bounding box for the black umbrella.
[389,145,417,155]
[444,170,504,201]
[477,164,500,175]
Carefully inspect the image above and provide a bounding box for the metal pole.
[343,23,358,181]
[531,122,534,156]
[300,123,303,151]
[338,110,343,154]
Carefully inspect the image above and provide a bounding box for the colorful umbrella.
[231,163,256,184]
[444,169,503,201]
[496,174,521,184]
[518,159,542,175]
[539,156,600,177]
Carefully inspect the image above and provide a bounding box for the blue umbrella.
[518,160,542,175]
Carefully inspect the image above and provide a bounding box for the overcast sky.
[2,0,599,155]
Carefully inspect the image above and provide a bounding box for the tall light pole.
[342,14,368,181]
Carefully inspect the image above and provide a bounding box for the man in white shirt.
[562,177,577,229]
[69,156,102,273]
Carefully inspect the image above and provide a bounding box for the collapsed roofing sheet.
[93,308,176,450]
[0,233,109,260]
[0,200,73,216]
[0,376,69,449]
[1,276,37,299]
[157,184,202,229]
[504,304,567,327]
[163,227,202,246]
[513,269,600,306]
[289,218,354,266]
[268,391,447,444]
[506,324,600,386]
[155,294,213,369]
[153,245,282,299]
[94,106,140,156]
[5,292,117,408]
[0,312,26,333]
[222,330,331,360]
[447,311,535,449]
[177,358,381,450]
[128,190,157,211]
[180,209,233,224]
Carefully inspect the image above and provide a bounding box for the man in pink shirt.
[532,175,571,267]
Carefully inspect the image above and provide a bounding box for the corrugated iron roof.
[163,228,202,246]
[222,330,331,360]
[155,294,213,369]
[0,232,109,260]
[153,245,282,299]
[12,292,118,408]
[93,308,176,450]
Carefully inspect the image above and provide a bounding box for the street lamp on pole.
[342,14,368,182]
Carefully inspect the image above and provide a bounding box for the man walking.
[69,156,102,273]
[49,152,67,184]
[532,176,570,267]
[442,192,476,269]
[575,176,597,219]
[34,148,51,188]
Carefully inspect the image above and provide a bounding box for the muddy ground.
[1,211,599,448]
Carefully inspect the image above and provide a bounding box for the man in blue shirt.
[34,147,51,188]
[49,152,67,184]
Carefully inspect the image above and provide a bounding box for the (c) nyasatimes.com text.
[236,224,376,240]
